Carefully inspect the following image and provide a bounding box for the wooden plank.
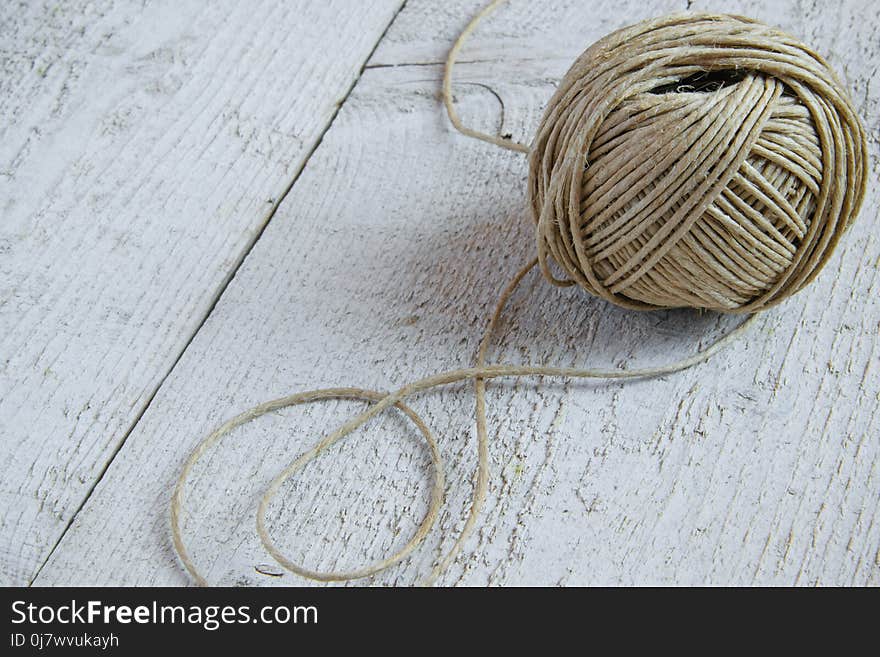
[0,0,404,585]
[35,0,880,585]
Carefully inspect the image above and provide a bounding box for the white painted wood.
[33,0,880,586]
[0,0,404,585]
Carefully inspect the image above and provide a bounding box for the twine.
[528,12,866,311]
[171,1,867,586]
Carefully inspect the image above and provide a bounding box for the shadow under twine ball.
[529,13,868,313]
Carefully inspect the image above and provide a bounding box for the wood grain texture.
[0,0,404,585]
[32,0,880,585]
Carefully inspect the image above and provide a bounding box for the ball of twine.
[529,13,867,312]
[172,8,869,587]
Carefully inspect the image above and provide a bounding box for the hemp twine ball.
[172,9,871,588]
[529,13,868,313]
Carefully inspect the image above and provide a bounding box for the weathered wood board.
[0,0,405,585]
[19,0,880,585]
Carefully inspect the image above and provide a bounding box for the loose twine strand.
[442,0,530,154]
[171,0,865,586]
[171,255,756,586]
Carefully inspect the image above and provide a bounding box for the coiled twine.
[530,13,867,312]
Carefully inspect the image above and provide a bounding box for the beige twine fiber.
[171,1,868,586]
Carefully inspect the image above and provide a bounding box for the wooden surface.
[1,0,877,586]
[0,0,405,585]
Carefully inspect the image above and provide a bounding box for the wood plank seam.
[23,0,410,587]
